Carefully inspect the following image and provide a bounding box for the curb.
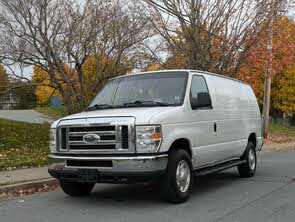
[0,178,58,193]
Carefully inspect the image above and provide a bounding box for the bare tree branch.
[145,0,288,76]
[0,0,152,113]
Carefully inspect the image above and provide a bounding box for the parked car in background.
[48,70,263,203]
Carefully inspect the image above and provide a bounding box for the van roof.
[113,69,249,86]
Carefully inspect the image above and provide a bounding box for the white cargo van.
[48,70,263,203]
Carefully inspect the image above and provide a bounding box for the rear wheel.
[238,142,257,177]
[59,180,95,196]
[162,149,193,203]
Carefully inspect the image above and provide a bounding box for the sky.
[8,64,33,80]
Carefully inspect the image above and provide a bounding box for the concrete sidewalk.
[0,167,51,186]
[0,142,293,192]
[0,166,56,193]
[0,110,54,124]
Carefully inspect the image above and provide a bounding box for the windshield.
[87,72,188,110]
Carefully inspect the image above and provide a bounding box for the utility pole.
[262,3,275,139]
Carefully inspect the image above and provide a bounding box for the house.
[0,93,20,110]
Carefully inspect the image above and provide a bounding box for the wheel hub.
[176,160,191,193]
[248,149,256,170]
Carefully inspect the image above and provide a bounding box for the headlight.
[50,128,57,153]
[135,125,162,153]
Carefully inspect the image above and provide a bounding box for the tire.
[162,149,193,203]
[238,142,257,178]
[59,180,95,196]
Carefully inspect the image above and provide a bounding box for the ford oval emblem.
[83,134,100,144]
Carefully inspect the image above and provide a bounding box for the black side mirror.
[191,92,212,109]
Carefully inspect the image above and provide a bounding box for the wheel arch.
[168,138,192,158]
[248,133,257,148]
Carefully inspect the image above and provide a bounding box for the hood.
[51,107,176,128]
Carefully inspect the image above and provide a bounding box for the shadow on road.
[56,170,242,205]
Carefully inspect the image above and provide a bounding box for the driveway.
[0,150,294,222]
[0,110,53,124]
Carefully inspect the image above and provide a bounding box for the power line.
[145,0,244,50]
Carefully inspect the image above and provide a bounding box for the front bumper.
[257,136,263,151]
[48,154,168,183]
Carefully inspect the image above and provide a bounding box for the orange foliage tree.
[237,16,295,113]
[272,65,295,113]
[32,66,63,106]
[32,56,131,108]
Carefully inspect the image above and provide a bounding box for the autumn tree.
[272,65,295,125]
[145,0,287,77]
[0,0,152,113]
[238,16,295,111]
[32,55,131,106]
[32,66,63,106]
[272,66,295,114]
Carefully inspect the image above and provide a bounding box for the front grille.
[69,126,115,132]
[61,128,67,148]
[69,144,116,150]
[68,126,116,150]
[121,125,129,149]
[69,135,116,141]
[58,124,131,152]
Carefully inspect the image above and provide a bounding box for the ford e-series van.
[48,70,263,203]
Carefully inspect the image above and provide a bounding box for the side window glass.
[190,75,209,98]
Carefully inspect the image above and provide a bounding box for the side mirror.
[191,92,212,109]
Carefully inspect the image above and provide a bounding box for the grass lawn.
[0,119,50,170]
[35,106,68,120]
[268,123,295,143]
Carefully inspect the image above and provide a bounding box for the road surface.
[0,110,53,124]
[0,150,294,222]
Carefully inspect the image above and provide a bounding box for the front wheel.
[59,180,95,196]
[162,149,193,203]
[238,142,257,178]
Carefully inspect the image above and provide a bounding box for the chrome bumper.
[48,154,168,173]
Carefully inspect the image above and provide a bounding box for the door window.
[190,75,209,98]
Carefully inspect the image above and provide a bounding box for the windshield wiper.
[123,100,170,107]
[86,104,113,111]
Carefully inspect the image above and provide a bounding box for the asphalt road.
[0,150,294,222]
[0,110,53,124]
